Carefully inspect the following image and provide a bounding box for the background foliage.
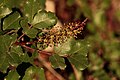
[61,0,120,80]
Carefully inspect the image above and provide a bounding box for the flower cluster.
[38,18,88,47]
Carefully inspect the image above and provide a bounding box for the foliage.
[66,0,120,79]
[0,0,89,80]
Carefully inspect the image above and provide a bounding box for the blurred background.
[46,0,120,80]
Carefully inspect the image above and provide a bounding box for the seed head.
[38,18,88,48]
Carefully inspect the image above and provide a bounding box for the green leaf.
[20,19,38,38]
[55,38,90,70]
[0,34,16,72]
[3,11,21,30]
[10,45,30,65]
[23,66,45,80]
[28,51,38,65]
[0,34,30,72]
[21,21,38,38]
[50,54,66,69]
[1,0,25,9]
[0,6,12,18]
[68,39,89,70]
[68,53,89,70]
[5,70,20,80]
[54,38,72,56]
[32,11,57,29]
[25,28,38,38]
[23,0,45,23]
[55,38,89,56]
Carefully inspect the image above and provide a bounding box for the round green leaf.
[24,28,38,38]
[23,0,45,23]
[3,11,21,30]
[32,11,57,29]
[23,66,45,80]
[5,70,20,80]
[68,53,89,70]
[50,54,66,69]
[54,38,90,70]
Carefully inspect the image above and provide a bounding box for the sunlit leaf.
[32,11,57,29]
[54,38,72,56]
[23,0,45,23]
[0,6,12,18]
[50,54,66,69]
[55,38,89,56]
[55,38,90,70]
[5,70,20,80]
[23,66,45,80]
[3,11,21,30]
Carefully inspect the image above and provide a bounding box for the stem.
[38,53,65,80]
[15,33,25,42]
[71,64,80,80]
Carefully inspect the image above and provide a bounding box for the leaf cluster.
[0,0,89,80]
